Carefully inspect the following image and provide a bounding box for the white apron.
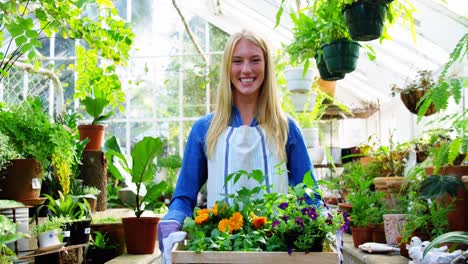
[207,125,288,207]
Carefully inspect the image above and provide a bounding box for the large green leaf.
[81,96,109,120]
[143,181,168,203]
[423,231,468,257]
[131,137,163,184]
[419,175,462,199]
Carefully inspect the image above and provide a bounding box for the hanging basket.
[322,39,360,74]
[315,53,345,81]
[400,89,437,116]
[343,2,388,41]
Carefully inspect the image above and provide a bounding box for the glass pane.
[183,55,206,117]
[182,16,206,53]
[105,122,127,152]
[157,121,180,155]
[209,24,229,52]
[55,36,75,57]
[157,68,179,118]
[115,0,127,20]
[54,59,76,108]
[127,58,156,118]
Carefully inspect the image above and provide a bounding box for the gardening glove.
[158,220,182,252]
[162,231,187,264]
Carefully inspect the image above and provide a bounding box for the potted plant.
[0,215,29,264]
[71,184,101,214]
[342,0,389,41]
[391,70,437,116]
[75,47,125,151]
[423,231,468,258]
[86,231,118,264]
[106,136,168,254]
[0,98,75,203]
[43,192,92,245]
[91,217,125,256]
[34,218,64,249]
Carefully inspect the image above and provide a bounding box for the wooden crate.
[171,244,338,264]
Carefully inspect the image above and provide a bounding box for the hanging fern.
[417,34,468,120]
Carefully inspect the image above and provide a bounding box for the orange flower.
[229,212,243,231]
[212,202,227,216]
[252,216,267,229]
[196,208,210,216]
[195,213,209,225]
[218,219,232,233]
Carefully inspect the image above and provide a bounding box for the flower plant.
[182,169,346,255]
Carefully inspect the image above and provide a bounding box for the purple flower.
[341,211,351,232]
[272,220,280,228]
[308,207,318,220]
[279,202,289,210]
[287,245,293,255]
[301,208,309,216]
[282,215,289,221]
[295,217,304,228]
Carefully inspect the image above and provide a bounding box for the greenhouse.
[0,0,466,263]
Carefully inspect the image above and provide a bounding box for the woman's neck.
[233,94,258,125]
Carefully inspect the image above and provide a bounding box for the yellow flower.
[229,212,243,231]
[195,213,209,225]
[218,219,232,233]
[212,202,227,216]
[196,208,210,216]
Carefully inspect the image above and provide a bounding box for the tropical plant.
[340,161,381,193]
[105,136,168,218]
[89,231,116,250]
[419,175,463,199]
[0,215,29,263]
[423,231,468,257]
[43,191,91,220]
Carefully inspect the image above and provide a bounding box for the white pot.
[38,229,61,248]
[284,66,315,93]
[302,128,319,148]
[308,147,324,164]
[290,91,317,112]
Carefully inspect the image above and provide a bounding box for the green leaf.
[251,170,264,183]
[20,43,32,54]
[15,35,28,46]
[81,96,108,120]
[143,181,168,202]
[419,175,462,199]
[423,232,468,257]
[131,137,164,184]
[25,30,39,39]
[302,171,314,187]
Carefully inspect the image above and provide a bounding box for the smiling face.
[230,38,265,100]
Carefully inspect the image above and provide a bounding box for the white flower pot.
[308,147,324,164]
[290,91,317,112]
[284,66,315,93]
[302,128,319,148]
[326,147,342,165]
[38,229,61,248]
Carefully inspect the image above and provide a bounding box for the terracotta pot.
[91,222,125,255]
[123,217,160,254]
[317,78,336,98]
[338,203,353,214]
[78,124,105,151]
[350,226,372,248]
[396,235,409,259]
[359,156,375,165]
[425,166,468,231]
[84,197,97,213]
[0,159,42,201]
[373,176,406,209]
[370,223,386,243]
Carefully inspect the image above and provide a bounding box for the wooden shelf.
[18,243,87,259]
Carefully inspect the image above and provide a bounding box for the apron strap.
[223,127,235,203]
[255,127,270,193]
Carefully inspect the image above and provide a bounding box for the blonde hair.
[205,29,289,161]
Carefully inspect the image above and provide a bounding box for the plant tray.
[172,243,338,264]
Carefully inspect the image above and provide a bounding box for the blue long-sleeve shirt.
[164,107,320,224]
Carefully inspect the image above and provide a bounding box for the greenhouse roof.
[178,0,468,108]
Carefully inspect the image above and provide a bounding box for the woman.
[158,29,322,252]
